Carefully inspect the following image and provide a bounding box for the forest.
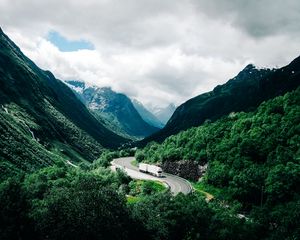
[135,87,300,239]
[1,1,299,239]
[1,162,261,240]
[1,88,299,240]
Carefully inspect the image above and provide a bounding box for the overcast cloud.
[0,0,299,107]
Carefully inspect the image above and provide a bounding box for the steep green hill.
[137,85,300,240]
[138,86,300,205]
[142,58,300,144]
[0,28,128,176]
[138,86,300,171]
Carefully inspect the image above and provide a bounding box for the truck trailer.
[139,163,163,177]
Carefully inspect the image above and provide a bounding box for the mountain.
[131,99,164,128]
[151,103,176,124]
[142,58,300,144]
[66,81,160,138]
[0,28,128,176]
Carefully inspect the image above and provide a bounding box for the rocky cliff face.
[66,81,160,138]
[162,160,207,181]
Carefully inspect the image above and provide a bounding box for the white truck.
[139,163,163,177]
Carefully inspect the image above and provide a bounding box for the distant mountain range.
[66,81,160,139]
[1,25,299,177]
[0,28,128,176]
[142,58,300,144]
[150,103,176,125]
[131,99,164,128]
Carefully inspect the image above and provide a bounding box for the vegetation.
[137,87,300,239]
[0,165,137,240]
[128,180,167,197]
[0,28,128,175]
[192,181,219,201]
[91,148,135,169]
[143,56,300,144]
[130,159,138,167]
[0,164,260,240]
[1,84,299,239]
[0,27,299,240]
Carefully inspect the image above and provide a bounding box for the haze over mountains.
[142,58,300,144]
[131,99,164,128]
[149,103,176,125]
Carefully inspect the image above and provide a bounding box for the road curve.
[111,157,192,195]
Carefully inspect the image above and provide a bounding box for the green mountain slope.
[138,86,300,173]
[142,58,300,144]
[137,84,300,240]
[0,28,128,176]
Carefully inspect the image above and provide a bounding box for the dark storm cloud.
[193,0,300,38]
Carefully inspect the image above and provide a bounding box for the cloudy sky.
[1,0,299,108]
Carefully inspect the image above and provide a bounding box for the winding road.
[111,157,192,195]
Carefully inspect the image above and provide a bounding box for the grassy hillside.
[0,28,128,175]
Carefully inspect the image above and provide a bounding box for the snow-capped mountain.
[66,81,159,139]
[150,103,176,125]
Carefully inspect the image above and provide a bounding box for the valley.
[0,6,299,239]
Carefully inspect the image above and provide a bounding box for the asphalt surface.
[112,157,192,195]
